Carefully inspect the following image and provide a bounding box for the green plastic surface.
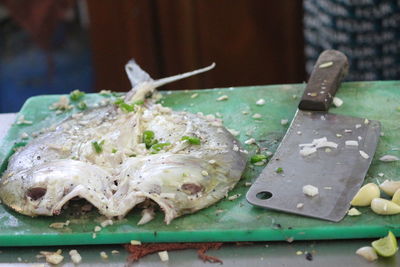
[0,82,399,247]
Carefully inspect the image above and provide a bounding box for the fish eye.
[26,187,47,201]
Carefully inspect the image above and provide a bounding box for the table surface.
[0,113,399,266]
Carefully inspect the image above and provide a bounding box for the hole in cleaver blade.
[246,111,381,222]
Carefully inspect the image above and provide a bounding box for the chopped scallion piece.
[114,98,143,112]
[133,100,145,105]
[70,90,85,101]
[151,142,171,152]
[77,101,87,110]
[276,167,283,173]
[143,130,156,149]
[181,136,201,145]
[111,148,117,153]
[92,140,104,154]
[250,154,268,163]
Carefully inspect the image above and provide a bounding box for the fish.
[0,60,247,224]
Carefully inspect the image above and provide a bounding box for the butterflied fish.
[0,60,247,224]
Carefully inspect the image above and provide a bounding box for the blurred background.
[0,0,399,112]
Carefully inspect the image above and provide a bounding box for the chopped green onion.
[111,148,117,153]
[133,100,145,105]
[114,98,144,112]
[397,106,400,112]
[77,101,87,110]
[129,154,136,157]
[181,136,201,145]
[250,154,268,163]
[151,142,171,152]
[92,140,104,154]
[70,90,85,101]
[276,167,283,173]
[143,130,156,149]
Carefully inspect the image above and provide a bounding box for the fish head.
[0,160,111,216]
[0,168,49,216]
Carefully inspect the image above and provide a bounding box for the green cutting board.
[0,81,399,247]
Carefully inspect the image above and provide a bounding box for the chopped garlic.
[228,194,241,201]
[208,159,216,164]
[242,110,249,115]
[244,138,256,145]
[69,250,82,264]
[111,250,120,254]
[252,113,262,119]
[378,173,384,177]
[333,97,343,107]
[297,131,302,135]
[16,115,33,125]
[100,219,113,228]
[359,150,369,159]
[302,185,319,197]
[336,133,342,137]
[256,99,266,105]
[216,95,229,101]
[355,124,361,129]
[345,140,359,146]
[158,251,169,262]
[232,145,239,151]
[49,96,73,111]
[296,203,304,209]
[130,240,142,245]
[94,226,102,232]
[40,251,64,265]
[245,182,252,187]
[49,221,69,229]
[190,93,199,99]
[379,155,399,162]
[227,128,240,136]
[100,251,108,259]
[348,208,361,216]
[296,251,303,255]
[20,132,29,139]
[137,207,155,225]
[300,147,317,156]
[280,119,288,125]
[364,119,369,124]
[201,170,209,176]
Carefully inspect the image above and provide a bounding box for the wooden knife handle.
[298,50,349,111]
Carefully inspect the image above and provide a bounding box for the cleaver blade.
[246,50,381,222]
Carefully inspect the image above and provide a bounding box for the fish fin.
[153,62,216,88]
[125,59,153,88]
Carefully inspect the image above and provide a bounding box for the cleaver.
[246,50,381,222]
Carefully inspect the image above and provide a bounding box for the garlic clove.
[356,246,378,262]
[370,198,400,215]
[351,183,380,206]
[392,189,400,206]
[379,180,400,196]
